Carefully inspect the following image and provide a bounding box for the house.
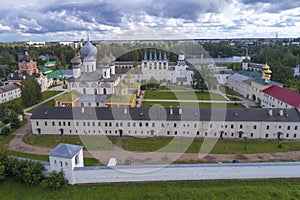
[0,83,21,103]
[261,85,300,109]
[31,106,300,140]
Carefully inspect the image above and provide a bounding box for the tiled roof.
[49,143,83,159]
[262,85,300,108]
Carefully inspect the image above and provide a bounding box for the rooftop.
[49,143,83,159]
[262,85,300,108]
[31,107,300,122]
[237,71,282,86]
[0,83,20,94]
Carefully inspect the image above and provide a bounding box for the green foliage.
[0,127,10,136]
[9,111,20,129]
[21,76,42,107]
[0,165,5,182]
[22,161,45,186]
[42,171,68,189]
[192,66,218,90]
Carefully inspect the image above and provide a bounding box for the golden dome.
[262,63,269,70]
[265,69,272,74]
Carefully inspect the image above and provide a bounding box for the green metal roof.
[237,71,282,86]
[41,66,53,74]
[47,70,63,80]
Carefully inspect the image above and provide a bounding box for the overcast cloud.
[0,0,299,41]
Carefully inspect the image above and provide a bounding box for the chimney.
[179,108,182,115]
[124,108,127,114]
[279,110,283,116]
[169,106,173,115]
[268,109,273,116]
[81,107,85,113]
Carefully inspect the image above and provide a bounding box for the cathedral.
[58,37,139,108]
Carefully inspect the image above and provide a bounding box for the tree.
[21,76,42,107]
[10,111,20,129]
[42,171,68,189]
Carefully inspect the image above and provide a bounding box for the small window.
[59,122,61,126]
[167,131,170,135]
[287,126,290,130]
[231,124,234,129]
[265,134,269,138]
[175,131,177,135]
[44,121,47,126]
[231,133,234,137]
[250,133,254,137]
[240,125,243,129]
[174,123,177,128]
[139,122,142,127]
[68,122,71,126]
[286,134,289,138]
[197,131,200,136]
[65,162,68,167]
[295,126,298,130]
[63,122,66,126]
[52,121,55,126]
[253,125,257,129]
[266,125,269,130]
[294,134,297,138]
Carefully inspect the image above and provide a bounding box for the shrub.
[42,171,68,189]
[0,164,5,182]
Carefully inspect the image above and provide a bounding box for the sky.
[0,0,300,42]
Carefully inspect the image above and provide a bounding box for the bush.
[42,171,68,189]
[0,164,5,182]
[0,126,10,136]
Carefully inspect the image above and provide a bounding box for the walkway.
[23,91,67,115]
[8,134,300,165]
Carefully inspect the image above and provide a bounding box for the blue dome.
[80,37,97,57]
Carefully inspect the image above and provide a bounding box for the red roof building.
[261,85,300,109]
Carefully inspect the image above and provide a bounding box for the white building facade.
[31,107,300,140]
[0,83,21,103]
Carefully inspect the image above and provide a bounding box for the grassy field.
[142,101,245,108]
[1,177,300,200]
[120,137,300,154]
[144,91,226,101]
[23,135,118,150]
[1,90,62,109]
[27,99,55,113]
[24,135,300,154]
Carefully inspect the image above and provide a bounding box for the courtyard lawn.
[120,137,300,154]
[1,177,300,200]
[144,91,226,101]
[1,90,62,109]
[27,99,55,113]
[23,135,118,151]
[142,101,245,108]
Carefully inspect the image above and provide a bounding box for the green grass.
[120,137,300,154]
[23,135,118,150]
[27,99,55,113]
[142,101,245,108]
[1,91,62,109]
[5,149,99,166]
[0,135,15,147]
[144,91,226,101]
[41,91,62,100]
[1,177,300,200]
[25,135,300,155]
